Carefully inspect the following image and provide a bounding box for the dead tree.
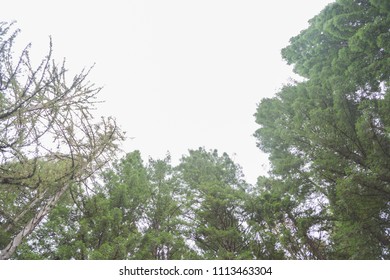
[0,22,123,260]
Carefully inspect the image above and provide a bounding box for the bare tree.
[0,22,123,260]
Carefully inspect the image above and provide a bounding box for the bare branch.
[0,21,123,260]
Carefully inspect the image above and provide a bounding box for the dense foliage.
[254,0,390,259]
[14,149,252,259]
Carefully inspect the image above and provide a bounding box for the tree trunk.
[0,184,69,260]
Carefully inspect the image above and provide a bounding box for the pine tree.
[254,0,390,259]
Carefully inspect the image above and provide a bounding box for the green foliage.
[134,153,193,259]
[14,149,258,260]
[254,0,390,259]
[178,148,252,259]
[14,151,197,259]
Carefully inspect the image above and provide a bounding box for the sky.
[1,0,334,184]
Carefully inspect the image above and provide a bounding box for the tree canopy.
[254,0,390,259]
[13,149,252,260]
[1,0,390,260]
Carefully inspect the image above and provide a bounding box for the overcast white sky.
[2,0,334,184]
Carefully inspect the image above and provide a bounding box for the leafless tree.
[0,22,124,260]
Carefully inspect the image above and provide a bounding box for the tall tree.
[135,154,194,259]
[0,22,123,259]
[254,0,390,259]
[72,151,149,259]
[178,148,251,259]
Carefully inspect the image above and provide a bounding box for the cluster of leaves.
[14,149,262,260]
[254,0,390,259]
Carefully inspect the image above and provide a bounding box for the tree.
[254,0,390,259]
[178,148,251,259]
[0,22,123,260]
[98,151,192,260]
[135,154,194,259]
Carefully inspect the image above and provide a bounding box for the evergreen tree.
[254,0,390,259]
[135,154,194,259]
[178,148,251,259]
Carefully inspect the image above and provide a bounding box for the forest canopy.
[1,0,390,260]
